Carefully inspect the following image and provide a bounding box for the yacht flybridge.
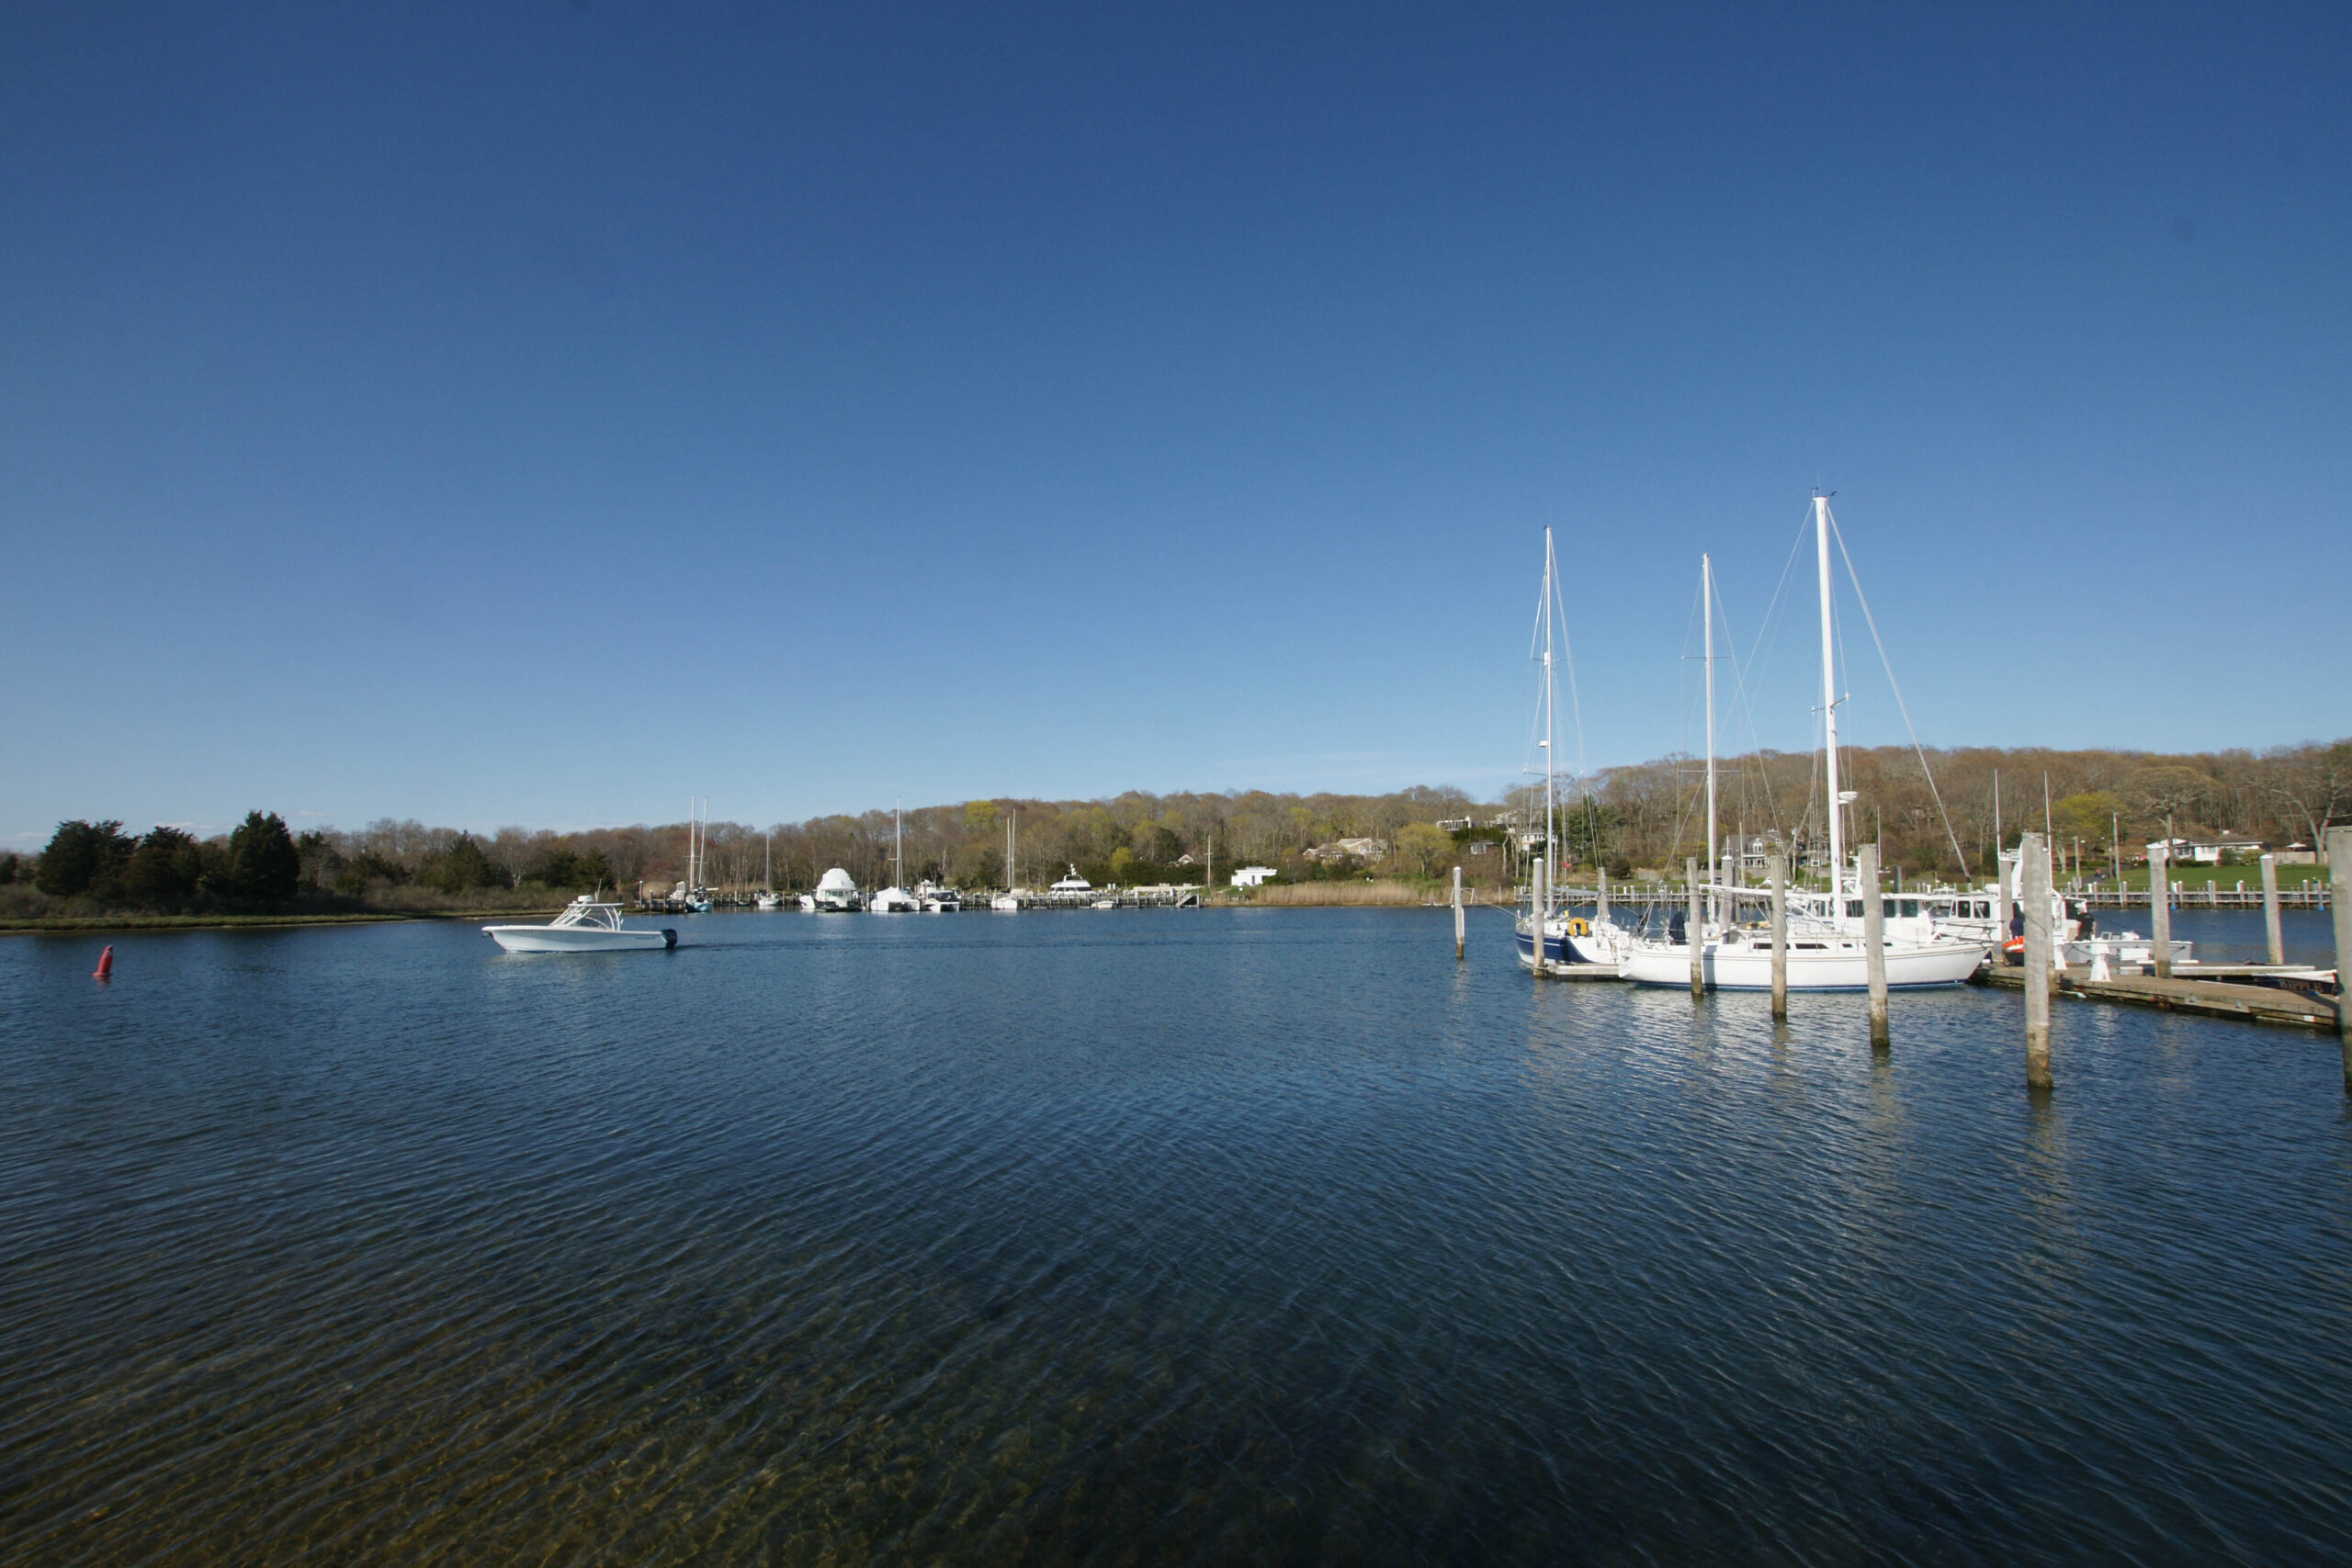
[484,897,677,953]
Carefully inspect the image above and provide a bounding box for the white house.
[2183,833,2266,864]
[1230,865,1280,887]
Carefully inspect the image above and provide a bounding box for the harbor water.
[4,908,2349,1563]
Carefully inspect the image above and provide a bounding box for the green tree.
[1395,821,1454,877]
[123,827,205,908]
[226,811,300,903]
[422,834,499,894]
[35,820,135,898]
[2052,791,2125,850]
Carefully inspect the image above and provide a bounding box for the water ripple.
[2,909,2349,1563]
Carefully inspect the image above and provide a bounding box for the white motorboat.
[811,867,862,911]
[1092,897,1116,909]
[754,891,782,911]
[1050,864,1092,899]
[484,896,676,953]
[797,893,819,912]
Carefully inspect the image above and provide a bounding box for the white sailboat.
[990,810,1023,910]
[1620,500,1987,990]
[871,803,920,912]
[1510,528,1623,975]
[755,833,781,909]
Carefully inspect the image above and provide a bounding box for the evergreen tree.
[35,820,135,899]
[423,834,499,894]
[226,811,300,904]
[123,827,206,908]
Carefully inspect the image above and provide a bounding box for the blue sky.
[5,2,2346,841]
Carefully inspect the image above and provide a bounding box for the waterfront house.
[1230,865,1280,887]
[2184,833,2267,863]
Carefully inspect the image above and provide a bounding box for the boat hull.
[1622,939,1986,990]
[483,925,676,953]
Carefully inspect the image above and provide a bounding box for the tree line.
[7,737,2341,914]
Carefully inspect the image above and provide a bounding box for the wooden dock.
[1979,964,2342,1031]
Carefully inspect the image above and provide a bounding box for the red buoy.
[93,945,114,982]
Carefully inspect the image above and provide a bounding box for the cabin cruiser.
[1049,864,1093,899]
[754,890,782,911]
[484,896,676,953]
[922,888,963,912]
[810,867,863,912]
[870,886,921,913]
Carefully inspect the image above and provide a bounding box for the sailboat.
[682,797,713,912]
[1619,500,1987,989]
[870,803,920,912]
[1514,528,1616,975]
[755,832,782,909]
[990,810,1023,910]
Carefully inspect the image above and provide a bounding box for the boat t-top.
[484,896,677,953]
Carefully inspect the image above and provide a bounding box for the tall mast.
[1703,551,1717,910]
[894,800,903,886]
[1815,496,1843,892]
[1543,526,1557,915]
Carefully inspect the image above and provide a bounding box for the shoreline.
[0,910,570,936]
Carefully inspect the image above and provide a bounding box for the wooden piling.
[1687,856,1704,998]
[2261,852,2284,967]
[1531,858,1547,981]
[1860,844,1889,1049]
[1769,850,1788,1020]
[2330,828,2352,1086]
[1453,865,1465,962]
[2149,840,2173,979]
[2023,832,2052,1090]
[1597,868,1610,931]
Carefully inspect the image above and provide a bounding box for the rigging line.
[1734,509,1814,698]
[1827,512,1971,874]
[1710,576,1786,840]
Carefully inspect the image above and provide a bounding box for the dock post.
[1769,850,1788,1020]
[1994,852,2014,965]
[1687,856,1704,999]
[2150,841,2172,979]
[1860,844,1888,1049]
[1453,865,1465,962]
[1531,858,1547,981]
[2330,828,2352,1085]
[1597,868,1610,931]
[2261,852,2284,967]
[2023,832,2053,1089]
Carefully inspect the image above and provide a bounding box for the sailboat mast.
[1703,552,1717,908]
[1543,526,1557,916]
[1815,496,1844,892]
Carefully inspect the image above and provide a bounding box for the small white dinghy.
[484,896,677,953]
